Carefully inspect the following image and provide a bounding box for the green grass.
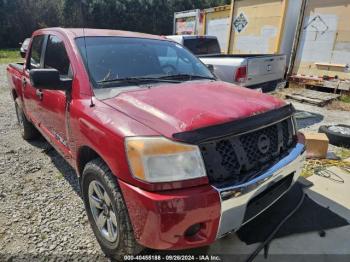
[339,95,350,104]
[337,148,350,159]
[0,49,22,64]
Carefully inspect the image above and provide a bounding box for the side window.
[29,35,45,69]
[44,35,71,76]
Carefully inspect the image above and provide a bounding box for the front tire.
[81,159,143,261]
[14,99,40,140]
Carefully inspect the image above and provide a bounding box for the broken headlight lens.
[125,137,206,183]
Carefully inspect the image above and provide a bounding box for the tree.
[0,0,231,48]
[0,0,64,48]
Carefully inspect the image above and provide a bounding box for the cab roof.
[36,27,166,41]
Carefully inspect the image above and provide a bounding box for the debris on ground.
[285,89,340,107]
[302,159,350,178]
[337,148,350,159]
[327,95,350,112]
[274,88,350,111]
[301,148,350,178]
[302,132,329,159]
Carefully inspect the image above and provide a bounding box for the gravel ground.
[0,64,107,261]
[1,62,349,261]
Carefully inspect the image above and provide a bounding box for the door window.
[29,35,45,69]
[44,35,71,76]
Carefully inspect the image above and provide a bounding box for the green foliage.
[0,49,22,64]
[0,0,231,48]
[0,0,64,48]
[339,95,350,104]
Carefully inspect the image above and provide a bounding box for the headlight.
[125,136,206,183]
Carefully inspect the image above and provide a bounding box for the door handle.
[35,89,43,100]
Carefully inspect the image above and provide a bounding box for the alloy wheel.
[88,180,119,243]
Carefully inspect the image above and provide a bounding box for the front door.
[39,34,73,159]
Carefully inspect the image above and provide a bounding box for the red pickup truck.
[7,28,305,260]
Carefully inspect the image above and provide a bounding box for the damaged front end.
[173,104,306,237]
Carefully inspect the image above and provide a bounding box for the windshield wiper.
[158,74,216,81]
[97,77,181,85]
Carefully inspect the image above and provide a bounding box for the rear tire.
[81,159,143,261]
[15,99,40,140]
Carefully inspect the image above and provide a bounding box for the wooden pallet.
[285,89,340,106]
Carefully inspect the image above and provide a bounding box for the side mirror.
[29,69,72,91]
[20,50,26,58]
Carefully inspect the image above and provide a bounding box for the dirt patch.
[327,100,350,111]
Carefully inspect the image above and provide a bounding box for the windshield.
[75,36,214,89]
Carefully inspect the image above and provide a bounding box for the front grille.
[240,124,278,164]
[199,117,296,185]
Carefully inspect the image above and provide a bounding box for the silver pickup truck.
[166,35,287,93]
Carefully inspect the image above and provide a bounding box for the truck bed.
[7,63,24,99]
[199,54,287,91]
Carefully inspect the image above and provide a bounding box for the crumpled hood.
[103,81,286,139]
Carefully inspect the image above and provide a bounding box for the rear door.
[22,35,47,124]
[246,55,286,86]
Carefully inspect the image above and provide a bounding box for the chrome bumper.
[214,143,306,238]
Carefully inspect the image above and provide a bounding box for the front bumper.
[215,143,305,238]
[119,143,305,250]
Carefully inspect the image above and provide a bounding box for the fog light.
[185,223,201,237]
